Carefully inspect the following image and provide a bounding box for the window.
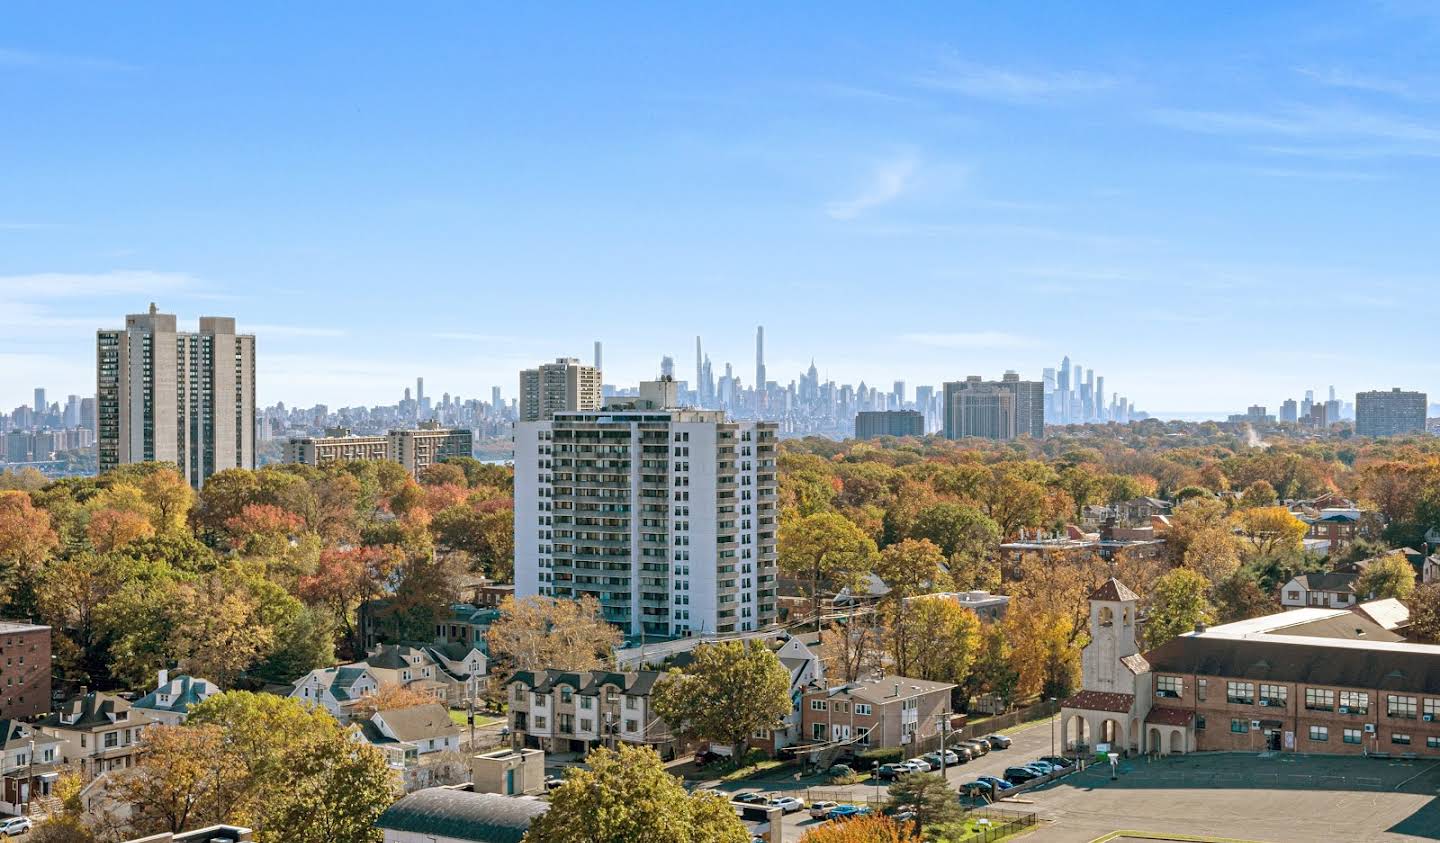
[580,697,593,710]
[1425,699,1440,721]
[811,700,827,711]
[1309,725,1328,742]
[1388,695,1418,719]
[625,719,638,732]
[834,702,849,714]
[855,704,871,716]
[1343,729,1362,745]
[813,723,825,740]
[1393,733,1413,745]
[1259,684,1287,707]
[560,687,572,704]
[1227,682,1254,705]
[1156,676,1182,699]
[104,732,119,748]
[533,693,546,707]
[513,686,524,702]
[625,696,638,711]
[1339,691,1369,715]
[1195,715,1206,731]
[1428,737,1440,749]
[1305,688,1334,712]
[534,716,546,730]
[1197,679,1207,702]
[1230,719,1249,734]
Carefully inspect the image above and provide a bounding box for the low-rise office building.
[283,422,472,477]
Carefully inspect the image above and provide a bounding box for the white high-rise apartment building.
[97,304,256,487]
[515,380,779,638]
[519,358,602,422]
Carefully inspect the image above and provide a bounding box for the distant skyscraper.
[63,395,80,428]
[594,340,602,371]
[892,380,906,407]
[97,303,256,487]
[1355,388,1427,437]
[33,388,45,417]
[755,325,766,395]
[855,410,923,440]
[80,397,96,433]
[1058,357,1072,423]
[519,358,602,421]
[695,336,703,400]
[660,355,675,380]
[1095,376,1105,422]
[491,386,502,410]
[1280,399,1298,424]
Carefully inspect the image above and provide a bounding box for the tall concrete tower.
[755,326,766,393]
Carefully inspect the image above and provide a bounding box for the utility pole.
[935,713,949,778]
[467,698,476,748]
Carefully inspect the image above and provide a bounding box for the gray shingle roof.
[374,788,548,842]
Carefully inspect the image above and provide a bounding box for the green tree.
[1405,581,1440,642]
[1210,569,1277,623]
[485,595,621,673]
[873,539,951,600]
[961,624,1018,711]
[1238,480,1279,509]
[887,772,962,830]
[1233,506,1308,560]
[186,691,392,843]
[651,640,791,754]
[887,597,979,686]
[910,503,1000,565]
[1145,568,1213,648]
[525,744,749,843]
[1356,552,1416,601]
[779,511,877,625]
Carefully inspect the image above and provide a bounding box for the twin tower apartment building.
[98,304,256,487]
[514,378,780,639]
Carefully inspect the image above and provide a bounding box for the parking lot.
[1020,751,1440,842]
[715,715,1440,841]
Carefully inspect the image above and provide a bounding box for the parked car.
[543,775,565,791]
[767,796,805,814]
[949,742,975,760]
[969,737,993,752]
[733,791,769,805]
[826,805,871,821]
[694,749,722,767]
[904,757,933,772]
[1027,760,1060,774]
[923,750,962,767]
[1038,755,1074,769]
[876,763,905,781]
[1003,766,1042,784]
[885,803,918,823]
[0,817,33,836]
[986,733,1013,749]
[809,801,840,819]
[977,775,1014,792]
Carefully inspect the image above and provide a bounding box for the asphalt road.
[774,715,1065,837]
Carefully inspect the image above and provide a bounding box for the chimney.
[893,683,901,698]
[79,685,88,699]
[1194,621,1207,634]
[158,668,169,688]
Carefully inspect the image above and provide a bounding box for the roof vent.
[1194,622,1207,634]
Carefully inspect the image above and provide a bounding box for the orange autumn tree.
[800,814,919,842]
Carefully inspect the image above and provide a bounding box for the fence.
[964,699,1060,736]
[958,807,1038,843]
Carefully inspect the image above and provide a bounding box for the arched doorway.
[1131,718,1141,753]
[1065,714,1089,752]
[1101,718,1122,748]
[1170,729,1184,754]
[1149,727,1162,754]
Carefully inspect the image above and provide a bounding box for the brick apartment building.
[799,674,955,754]
[0,622,50,720]
[1063,578,1440,758]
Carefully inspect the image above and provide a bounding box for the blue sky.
[5,3,1440,415]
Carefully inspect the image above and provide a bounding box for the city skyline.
[7,5,1440,413]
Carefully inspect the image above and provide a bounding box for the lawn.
[448,709,504,728]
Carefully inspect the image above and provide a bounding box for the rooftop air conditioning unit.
[1364,724,1376,734]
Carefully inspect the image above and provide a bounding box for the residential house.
[1279,572,1359,609]
[748,636,824,755]
[798,674,956,758]
[348,643,487,707]
[0,622,51,721]
[506,669,677,759]
[131,670,220,725]
[0,719,61,816]
[359,703,465,792]
[37,692,156,775]
[375,788,548,843]
[1119,497,1172,526]
[291,665,381,721]
[1352,598,1410,633]
[1299,508,1366,554]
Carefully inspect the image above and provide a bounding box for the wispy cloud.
[899,331,1034,350]
[1151,104,1440,154]
[0,270,198,298]
[825,155,919,220]
[1295,67,1419,99]
[915,61,1116,104]
[0,47,134,72]
[247,324,347,338]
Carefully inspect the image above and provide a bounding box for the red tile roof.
[1061,690,1135,714]
[1145,707,1193,726]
